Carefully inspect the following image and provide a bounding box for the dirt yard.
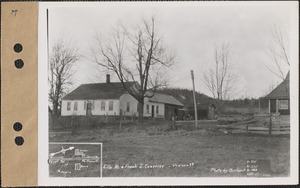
[49,120,290,177]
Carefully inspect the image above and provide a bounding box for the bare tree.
[265,25,290,81]
[90,17,174,121]
[49,39,80,116]
[203,42,239,113]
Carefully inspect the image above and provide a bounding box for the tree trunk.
[52,100,59,116]
[137,101,144,122]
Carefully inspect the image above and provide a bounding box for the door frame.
[151,105,155,118]
[86,102,93,115]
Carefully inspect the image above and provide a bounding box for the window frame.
[126,102,130,112]
[74,101,78,111]
[279,100,289,110]
[109,101,113,111]
[92,101,95,110]
[67,102,71,111]
[101,101,106,111]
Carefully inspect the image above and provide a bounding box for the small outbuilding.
[265,72,290,115]
[187,102,216,120]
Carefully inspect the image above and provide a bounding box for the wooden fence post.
[119,109,123,132]
[269,113,272,135]
[172,116,177,130]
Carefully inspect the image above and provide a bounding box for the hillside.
[157,88,213,107]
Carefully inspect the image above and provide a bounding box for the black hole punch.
[13,122,22,131]
[13,43,23,53]
[15,136,24,146]
[14,59,24,69]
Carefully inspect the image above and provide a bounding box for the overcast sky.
[48,2,295,99]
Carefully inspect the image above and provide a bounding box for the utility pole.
[258,98,261,114]
[191,70,198,128]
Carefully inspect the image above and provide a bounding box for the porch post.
[276,99,279,113]
[268,100,271,114]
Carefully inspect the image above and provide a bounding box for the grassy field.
[49,120,290,177]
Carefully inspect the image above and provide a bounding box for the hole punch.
[13,122,22,131]
[13,43,23,53]
[14,59,24,69]
[15,136,24,146]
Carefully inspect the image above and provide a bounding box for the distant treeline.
[222,98,269,108]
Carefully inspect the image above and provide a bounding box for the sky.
[47,2,295,99]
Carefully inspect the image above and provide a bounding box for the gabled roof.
[148,93,184,106]
[265,71,290,99]
[62,82,136,100]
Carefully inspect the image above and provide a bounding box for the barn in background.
[187,102,216,120]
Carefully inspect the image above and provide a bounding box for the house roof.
[62,82,136,100]
[265,71,290,99]
[148,93,184,106]
[63,82,183,106]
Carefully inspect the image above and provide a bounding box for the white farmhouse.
[61,75,183,119]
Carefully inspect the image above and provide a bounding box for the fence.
[221,107,268,115]
[174,120,218,130]
[174,114,290,135]
[49,113,137,130]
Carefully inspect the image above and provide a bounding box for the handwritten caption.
[210,168,246,174]
[103,163,195,170]
[246,159,272,177]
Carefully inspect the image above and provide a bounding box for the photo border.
[38,1,299,186]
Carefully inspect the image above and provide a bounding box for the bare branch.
[48,38,80,115]
[90,16,175,120]
[264,24,290,81]
[203,42,239,112]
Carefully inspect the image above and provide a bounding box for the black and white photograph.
[38,1,298,185]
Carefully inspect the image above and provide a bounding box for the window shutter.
[92,101,95,110]
[84,101,86,110]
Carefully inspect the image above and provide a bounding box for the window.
[109,101,113,111]
[279,100,289,110]
[67,102,71,111]
[101,101,105,111]
[84,101,87,110]
[146,104,149,113]
[74,102,78,111]
[156,106,159,114]
[126,102,130,112]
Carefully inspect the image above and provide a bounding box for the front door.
[86,103,92,115]
[151,105,155,118]
[270,99,276,113]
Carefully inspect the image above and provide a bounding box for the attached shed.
[187,102,216,120]
[148,93,184,120]
[265,72,290,115]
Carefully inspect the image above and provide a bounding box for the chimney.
[106,74,110,83]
